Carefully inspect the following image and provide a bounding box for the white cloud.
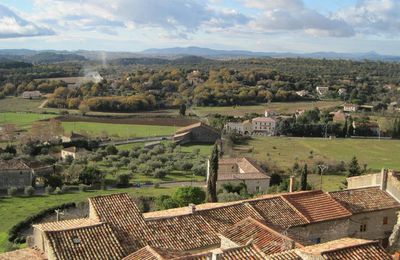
[0,4,54,38]
[335,0,400,35]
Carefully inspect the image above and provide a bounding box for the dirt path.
[38,99,48,109]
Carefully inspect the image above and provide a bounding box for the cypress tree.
[343,119,348,138]
[207,143,219,202]
[300,164,308,191]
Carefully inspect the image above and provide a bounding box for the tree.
[179,104,186,116]
[116,172,131,187]
[172,186,206,206]
[300,164,308,191]
[347,118,354,137]
[347,156,361,177]
[342,119,348,138]
[78,102,90,115]
[79,166,103,185]
[207,143,219,202]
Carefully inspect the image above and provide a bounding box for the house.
[295,90,308,97]
[264,109,277,117]
[338,88,347,96]
[61,131,86,143]
[224,120,252,135]
[61,146,88,160]
[352,121,380,136]
[343,103,359,112]
[252,117,276,136]
[173,122,220,144]
[0,159,33,190]
[187,70,204,86]
[22,91,42,99]
[208,157,271,194]
[295,109,305,119]
[316,86,329,96]
[331,110,347,123]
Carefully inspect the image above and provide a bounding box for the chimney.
[380,168,388,191]
[189,203,196,214]
[289,176,295,193]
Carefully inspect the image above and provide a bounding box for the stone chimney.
[381,168,388,191]
[289,176,295,193]
[189,203,196,214]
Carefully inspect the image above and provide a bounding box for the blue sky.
[0,0,400,55]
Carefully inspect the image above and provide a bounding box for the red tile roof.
[0,248,47,260]
[329,187,400,214]
[45,223,125,260]
[268,250,301,260]
[218,157,270,181]
[123,246,211,260]
[282,190,352,223]
[175,122,219,135]
[222,218,302,255]
[33,218,99,231]
[216,244,266,259]
[252,117,276,123]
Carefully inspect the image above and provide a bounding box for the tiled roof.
[45,223,125,260]
[146,214,220,251]
[300,237,391,260]
[62,146,88,153]
[249,197,308,228]
[216,244,266,259]
[282,190,352,223]
[218,157,270,181]
[33,218,99,231]
[252,117,276,123]
[0,159,30,171]
[267,250,301,260]
[175,122,219,135]
[0,248,47,260]
[222,217,302,255]
[197,202,264,232]
[88,193,149,253]
[329,187,400,213]
[123,246,211,260]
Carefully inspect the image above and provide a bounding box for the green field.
[0,112,57,128]
[0,97,45,113]
[295,174,346,192]
[236,137,400,171]
[62,122,176,138]
[0,187,177,252]
[191,100,342,117]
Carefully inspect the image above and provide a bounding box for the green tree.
[179,104,186,116]
[342,119,348,138]
[347,156,361,177]
[172,186,206,206]
[347,118,354,137]
[300,164,308,191]
[207,143,219,202]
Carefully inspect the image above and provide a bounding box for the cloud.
[0,4,54,38]
[335,0,400,35]
[31,0,249,38]
[244,0,354,37]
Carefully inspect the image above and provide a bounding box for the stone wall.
[0,169,32,190]
[347,173,381,189]
[217,179,270,194]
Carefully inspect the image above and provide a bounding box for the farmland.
[235,136,400,171]
[0,97,44,113]
[0,112,57,128]
[191,100,342,117]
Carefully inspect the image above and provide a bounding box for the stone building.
[173,122,220,144]
[61,146,88,160]
[22,91,42,99]
[0,159,33,190]
[61,132,86,143]
[252,117,276,136]
[208,157,270,194]
[224,120,252,135]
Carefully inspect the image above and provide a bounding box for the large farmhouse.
[173,122,220,144]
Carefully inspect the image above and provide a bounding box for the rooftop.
[252,117,276,123]
[218,157,270,181]
[175,122,219,135]
[0,159,31,171]
[0,248,46,260]
[33,218,100,231]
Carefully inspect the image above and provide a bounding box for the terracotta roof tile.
[123,246,211,260]
[45,223,125,260]
[0,159,30,170]
[222,218,302,255]
[0,248,47,260]
[329,187,400,213]
[282,190,352,223]
[33,218,99,231]
[217,244,266,259]
[267,250,300,260]
[175,122,219,135]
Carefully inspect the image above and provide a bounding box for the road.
[99,135,173,146]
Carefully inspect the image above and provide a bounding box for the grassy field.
[0,97,45,113]
[235,137,400,171]
[0,112,57,128]
[191,100,342,117]
[181,144,213,156]
[62,122,176,138]
[296,174,346,192]
[0,187,177,252]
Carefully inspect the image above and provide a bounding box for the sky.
[0,0,400,55]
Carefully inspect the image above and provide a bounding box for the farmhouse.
[0,159,33,190]
[8,187,398,260]
[295,90,309,97]
[252,117,276,136]
[343,103,359,112]
[22,91,42,99]
[61,131,86,143]
[208,157,270,194]
[61,146,89,160]
[316,86,329,96]
[352,121,380,136]
[173,122,220,144]
[338,88,347,96]
[224,120,252,135]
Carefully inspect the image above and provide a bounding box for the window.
[383,217,388,225]
[256,186,260,193]
[360,224,367,232]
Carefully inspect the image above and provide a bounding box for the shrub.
[128,162,138,172]
[105,145,118,155]
[191,164,206,176]
[7,187,18,197]
[0,153,14,160]
[176,161,193,171]
[154,183,160,188]
[79,184,88,192]
[120,157,130,166]
[45,186,53,195]
[171,186,206,206]
[116,172,131,188]
[61,185,70,193]
[24,186,35,196]
[154,168,168,179]
[138,164,153,175]
[218,191,245,202]
[118,150,129,157]
[53,187,62,195]
[138,153,151,163]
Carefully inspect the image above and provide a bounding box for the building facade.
[0,159,33,190]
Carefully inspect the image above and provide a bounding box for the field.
[0,97,44,113]
[0,187,177,252]
[191,100,342,117]
[62,122,176,138]
[0,112,57,128]
[296,174,346,192]
[235,137,400,171]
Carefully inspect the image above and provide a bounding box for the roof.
[329,187,400,214]
[218,157,270,181]
[122,246,210,260]
[33,218,100,231]
[222,217,302,255]
[0,159,30,171]
[175,122,219,135]
[268,250,301,260]
[63,132,86,139]
[282,190,352,223]
[62,146,88,153]
[88,193,149,253]
[216,244,266,259]
[0,248,47,260]
[252,117,276,123]
[300,237,391,260]
[146,214,220,251]
[45,223,126,260]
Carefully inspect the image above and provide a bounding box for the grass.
[296,174,346,192]
[0,187,177,252]
[62,122,176,138]
[236,137,400,172]
[181,144,213,156]
[0,97,44,113]
[0,112,57,128]
[191,100,342,117]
